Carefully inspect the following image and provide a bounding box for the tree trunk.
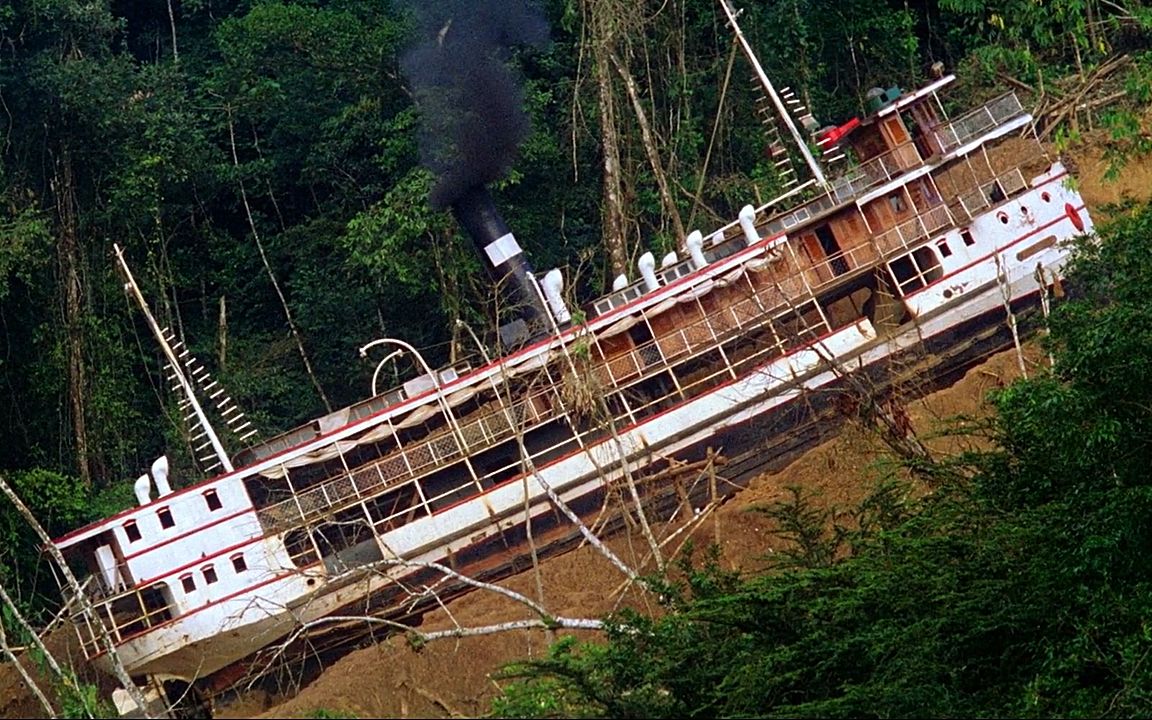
[587,0,630,278]
[52,151,92,488]
[611,50,685,248]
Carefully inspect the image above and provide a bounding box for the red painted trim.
[94,196,1077,653]
[92,191,1087,635]
[91,565,297,660]
[133,534,265,587]
[122,507,252,562]
[52,228,787,547]
[908,202,1085,299]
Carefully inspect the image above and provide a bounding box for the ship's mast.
[717,0,827,188]
[114,244,235,474]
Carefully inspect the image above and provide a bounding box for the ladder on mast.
[114,244,256,475]
[718,0,828,188]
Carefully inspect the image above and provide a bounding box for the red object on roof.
[816,117,861,147]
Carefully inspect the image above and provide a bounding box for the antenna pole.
[114,244,234,473]
[717,0,827,187]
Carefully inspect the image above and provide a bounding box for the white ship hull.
[90,171,1090,682]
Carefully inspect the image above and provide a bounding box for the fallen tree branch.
[0,614,55,717]
[0,474,154,717]
[249,552,614,685]
[400,679,465,718]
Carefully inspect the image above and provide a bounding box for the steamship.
[50,0,1093,713]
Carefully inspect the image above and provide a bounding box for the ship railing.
[596,295,765,391]
[935,93,1024,154]
[71,581,175,658]
[769,142,922,236]
[954,167,1028,220]
[594,279,830,404]
[829,142,924,203]
[873,203,955,255]
[256,387,555,534]
[660,301,832,412]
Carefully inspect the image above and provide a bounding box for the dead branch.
[225,108,331,412]
[998,73,1040,96]
[609,50,686,246]
[0,583,67,686]
[399,679,465,718]
[0,613,55,717]
[1033,54,1133,139]
[252,551,614,684]
[0,474,155,717]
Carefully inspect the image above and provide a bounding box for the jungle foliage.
[0,0,1146,665]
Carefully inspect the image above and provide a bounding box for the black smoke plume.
[400,0,549,209]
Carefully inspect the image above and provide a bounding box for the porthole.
[1041,191,1051,203]
[997,211,1009,224]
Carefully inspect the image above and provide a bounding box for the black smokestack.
[400,0,548,209]
[451,186,546,334]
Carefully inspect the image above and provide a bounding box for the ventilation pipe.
[612,274,629,291]
[638,252,659,292]
[151,455,172,497]
[541,268,571,325]
[738,205,760,247]
[686,230,707,269]
[661,252,678,269]
[134,474,152,507]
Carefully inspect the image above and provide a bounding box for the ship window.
[158,507,175,529]
[937,240,952,258]
[203,489,222,512]
[890,247,944,296]
[180,573,195,593]
[890,255,920,291]
[961,229,975,247]
[124,520,142,543]
[888,193,907,214]
[202,565,218,585]
[231,553,248,573]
